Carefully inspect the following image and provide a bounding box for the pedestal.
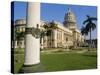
[19,63,45,73]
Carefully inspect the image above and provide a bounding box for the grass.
[13,48,97,73]
[41,52,97,71]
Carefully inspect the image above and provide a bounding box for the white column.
[40,38,44,49]
[61,31,64,47]
[14,41,17,48]
[24,2,40,65]
[22,40,24,48]
[44,36,47,48]
[53,30,57,47]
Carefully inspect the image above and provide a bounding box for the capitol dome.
[63,8,77,30]
[64,8,76,23]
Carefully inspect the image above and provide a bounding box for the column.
[40,37,44,49]
[24,2,40,65]
[53,30,57,48]
[44,35,47,48]
[14,41,17,48]
[61,31,64,47]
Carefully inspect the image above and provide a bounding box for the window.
[66,37,68,42]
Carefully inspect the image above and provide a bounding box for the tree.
[14,30,25,63]
[81,26,88,43]
[15,30,25,49]
[40,30,47,49]
[83,15,97,49]
[40,20,58,49]
[49,20,58,29]
[43,20,58,36]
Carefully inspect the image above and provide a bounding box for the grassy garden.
[13,48,97,73]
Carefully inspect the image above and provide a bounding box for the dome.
[64,8,76,23]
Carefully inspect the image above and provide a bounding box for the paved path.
[41,49,89,54]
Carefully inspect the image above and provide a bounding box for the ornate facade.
[14,9,84,49]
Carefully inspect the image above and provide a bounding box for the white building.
[14,9,84,49]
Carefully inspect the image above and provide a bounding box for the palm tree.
[41,20,58,49]
[49,20,58,29]
[81,26,88,43]
[40,30,47,49]
[43,20,58,36]
[43,23,49,29]
[81,26,89,50]
[83,15,97,48]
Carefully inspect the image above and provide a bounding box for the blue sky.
[13,1,97,39]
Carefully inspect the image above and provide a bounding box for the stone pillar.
[40,37,44,49]
[21,40,24,48]
[53,30,57,48]
[14,41,17,48]
[24,2,40,65]
[44,36,47,48]
[61,31,64,47]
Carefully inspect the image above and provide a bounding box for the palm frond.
[83,15,97,25]
[90,17,97,21]
[49,21,58,29]
[91,23,96,30]
[40,31,46,38]
[81,26,88,35]
[85,23,91,32]
[83,19,89,25]
[15,31,25,41]
[43,24,49,29]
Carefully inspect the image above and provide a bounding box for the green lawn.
[13,49,97,73]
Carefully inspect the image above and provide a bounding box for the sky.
[13,1,97,39]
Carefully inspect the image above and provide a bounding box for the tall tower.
[63,8,77,30]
